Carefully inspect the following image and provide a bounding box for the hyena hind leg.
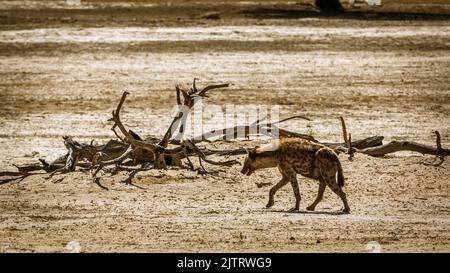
[335,187,350,214]
[324,175,350,213]
[318,158,350,213]
[306,179,326,211]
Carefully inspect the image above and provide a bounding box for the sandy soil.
[0,1,449,252]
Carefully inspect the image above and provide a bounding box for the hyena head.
[241,144,279,176]
[240,146,259,176]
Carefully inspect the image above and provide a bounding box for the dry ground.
[0,1,449,252]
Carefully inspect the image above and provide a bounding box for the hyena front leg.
[306,179,326,211]
[285,169,300,212]
[266,174,288,208]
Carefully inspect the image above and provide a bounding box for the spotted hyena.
[241,138,350,213]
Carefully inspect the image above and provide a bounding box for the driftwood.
[1,79,448,187]
[0,80,243,186]
[173,115,314,144]
[338,117,448,165]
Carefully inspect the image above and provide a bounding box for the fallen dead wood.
[160,80,230,147]
[174,115,314,144]
[323,135,384,150]
[0,80,237,186]
[2,80,447,187]
[338,117,449,164]
[358,139,449,157]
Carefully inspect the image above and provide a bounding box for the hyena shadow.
[267,209,348,215]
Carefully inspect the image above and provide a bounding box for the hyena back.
[241,138,350,213]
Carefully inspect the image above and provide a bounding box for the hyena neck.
[254,150,280,169]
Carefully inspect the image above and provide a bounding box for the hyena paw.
[265,200,274,208]
[306,205,315,211]
[288,207,299,212]
[342,208,350,214]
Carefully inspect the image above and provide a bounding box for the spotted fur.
[241,138,350,213]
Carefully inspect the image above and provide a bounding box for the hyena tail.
[336,161,345,188]
[319,148,345,188]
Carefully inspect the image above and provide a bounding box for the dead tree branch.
[4,80,447,188]
[339,116,354,159]
[357,139,449,157]
[337,117,449,160]
[159,80,230,147]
